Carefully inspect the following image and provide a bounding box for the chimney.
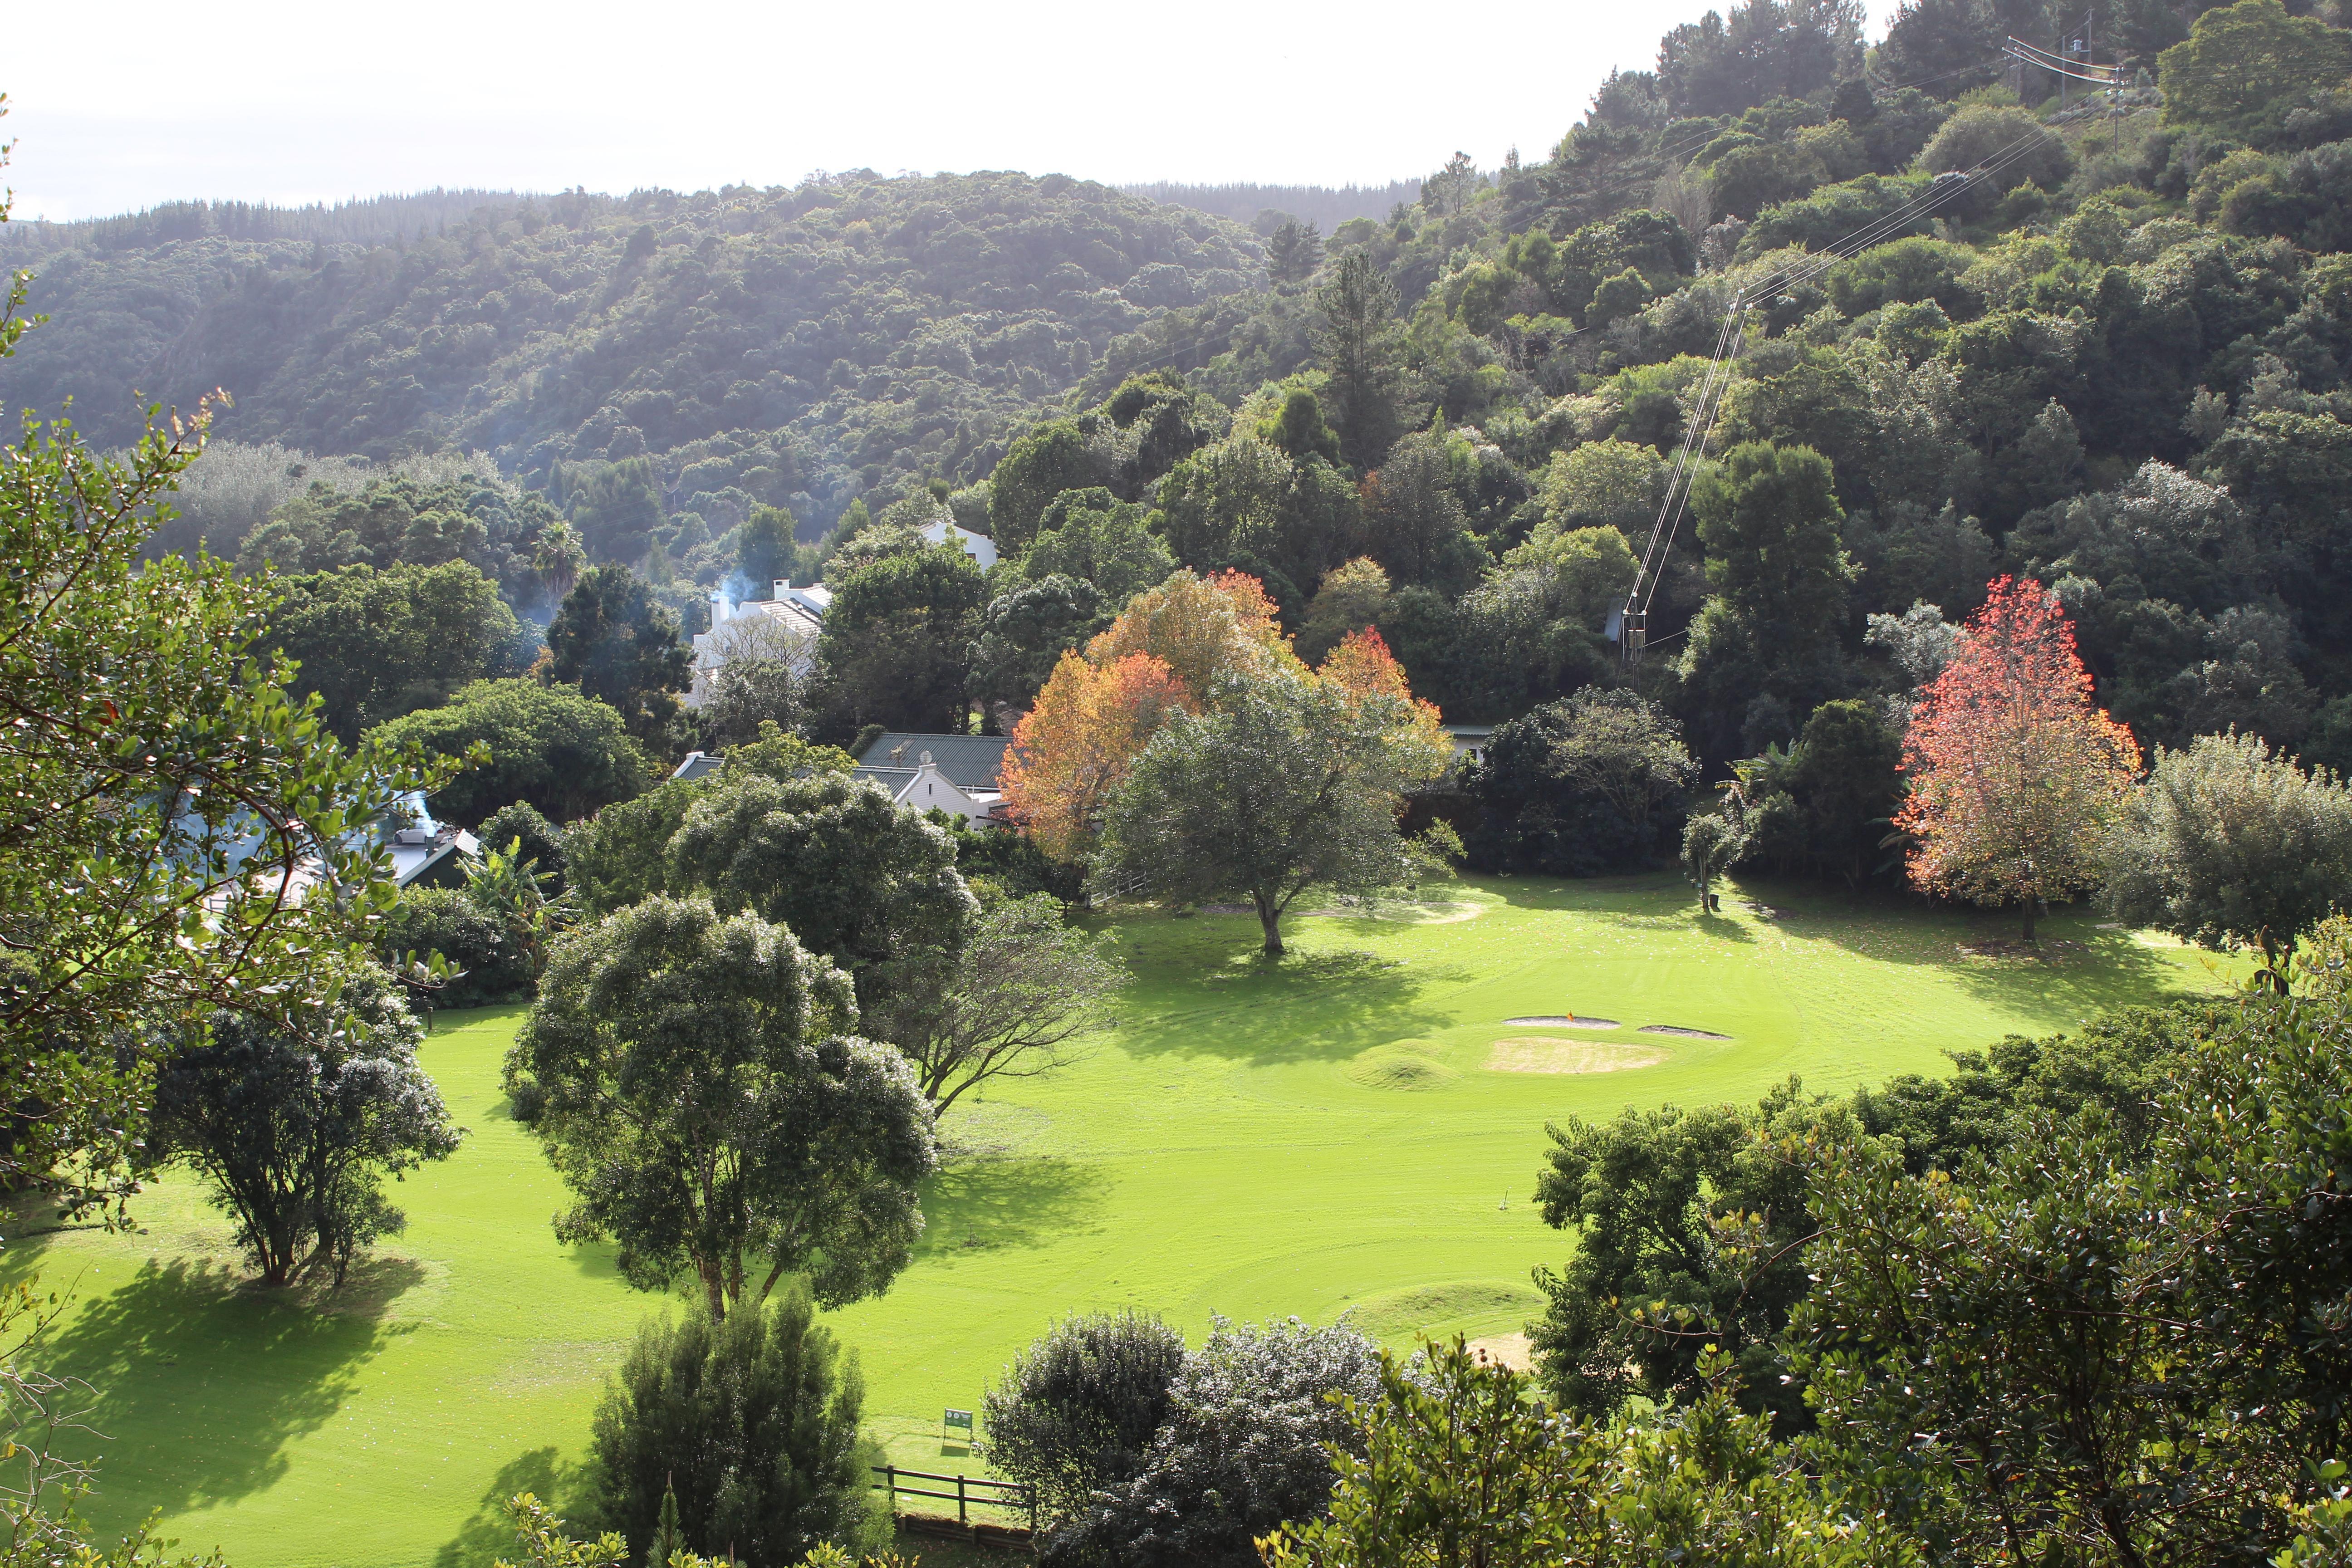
[774,578,791,601]
[710,587,728,626]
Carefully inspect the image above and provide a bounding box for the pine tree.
[651,1479,683,1567]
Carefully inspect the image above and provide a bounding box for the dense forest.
[0,174,1266,540]
[15,0,2352,834]
[1119,180,1420,230]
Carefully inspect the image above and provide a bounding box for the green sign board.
[943,1408,974,1431]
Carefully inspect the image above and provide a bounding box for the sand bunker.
[1486,1038,1667,1074]
[1504,1014,1620,1029]
[1467,1332,1534,1371]
[1637,1024,1733,1040]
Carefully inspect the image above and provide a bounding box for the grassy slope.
[4,875,2233,1568]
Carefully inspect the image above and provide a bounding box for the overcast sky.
[4,0,1906,222]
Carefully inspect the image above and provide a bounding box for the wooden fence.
[871,1465,1035,1546]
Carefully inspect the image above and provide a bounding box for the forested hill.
[0,173,1264,533]
[1120,181,1421,230]
[945,0,2352,777]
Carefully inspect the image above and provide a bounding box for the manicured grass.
[6,875,2235,1567]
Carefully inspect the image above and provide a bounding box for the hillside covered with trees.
[956,0,2352,807]
[0,173,1266,543]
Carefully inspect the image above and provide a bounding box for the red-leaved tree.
[1894,577,2140,941]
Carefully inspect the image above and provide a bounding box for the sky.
[3,0,1905,223]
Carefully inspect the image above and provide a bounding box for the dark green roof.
[857,732,1009,790]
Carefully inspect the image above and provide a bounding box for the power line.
[1613,97,2107,658]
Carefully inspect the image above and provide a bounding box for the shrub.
[377,887,533,1009]
[478,799,568,895]
[983,1311,1188,1530]
[588,1283,885,1565]
[1462,689,1696,876]
[2099,730,2352,948]
[1048,1316,1380,1568]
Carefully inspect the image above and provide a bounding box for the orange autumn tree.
[1320,627,1452,779]
[1004,574,1447,867]
[1893,576,2140,941]
[1083,568,1298,701]
[999,651,1192,862]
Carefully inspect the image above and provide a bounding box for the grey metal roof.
[850,765,920,799]
[670,751,728,783]
[856,733,1010,790]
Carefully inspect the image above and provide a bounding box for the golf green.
[4,875,2236,1567]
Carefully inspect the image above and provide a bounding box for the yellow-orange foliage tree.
[1002,573,1447,873]
[1082,568,1298,700]
[1893,576,2140,941]
[998,651,1193,863]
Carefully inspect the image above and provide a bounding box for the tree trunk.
[1254,892,1285,957]
[2022,898,2040,943]
[701,1260,727,1321]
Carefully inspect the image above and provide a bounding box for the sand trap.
[1637,1024,1733,1040]
[1486,1038,1667,1074]
[1467,1332,1534,1371]
[1504,1014,1620,1029]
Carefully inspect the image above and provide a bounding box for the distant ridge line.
[0,188,548,255]
[1120,179,1418,230]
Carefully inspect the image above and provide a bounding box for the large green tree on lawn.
[510,896,936,1318]
[1100,633,1451,956]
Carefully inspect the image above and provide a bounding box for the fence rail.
[871,1465,1034,1529]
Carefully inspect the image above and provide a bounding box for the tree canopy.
[1101,635,1451,955]
[510,896,935,1317]
[1896,578,2140,939]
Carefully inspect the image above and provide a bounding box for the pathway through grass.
[5,876,2232,1567]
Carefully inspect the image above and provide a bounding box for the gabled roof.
[856,732,1011,790]
[850,764,922,799]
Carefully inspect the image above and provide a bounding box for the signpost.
[942,1407,974,1446]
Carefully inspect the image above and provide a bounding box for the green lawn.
[5,875,2236,1568]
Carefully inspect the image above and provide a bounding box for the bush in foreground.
[588,1283,886,1565]
[986,1311,1378,1568]
[983,1309,1187,1532]
[1048,1315,1380,1568]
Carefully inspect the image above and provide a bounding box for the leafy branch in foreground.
[0,129,457,1203]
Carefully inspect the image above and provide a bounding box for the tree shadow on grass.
[434,1446,592,1568]
[1933,928,2223,1017]
[1119,948,1469,1067]
[1726,877,2217,1014]
[1594,905,1759,943]
[34,1257,393,1516]
[916,1156,1108,1256]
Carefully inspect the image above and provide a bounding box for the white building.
[921,517,1000,569]
[686,579,830,710]
[663,743,1004,826]
[851,750,1003,822]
